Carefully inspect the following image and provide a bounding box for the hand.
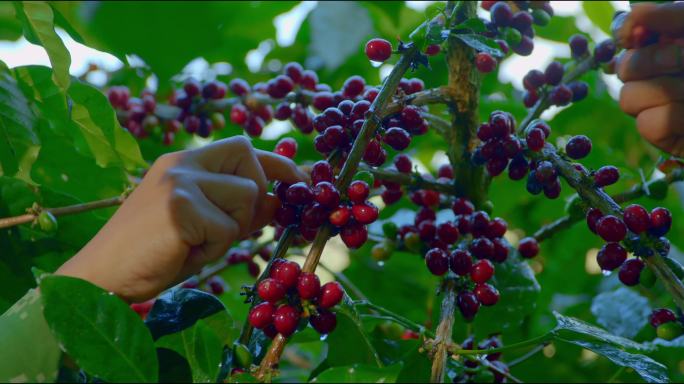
[56,137,307,302]
[615,2,684,156]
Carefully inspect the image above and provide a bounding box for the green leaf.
[557,338,669,383]
[453,18,487,33]
[156,320,224,383]
[0,67,39,183]
[67,80,146,170]
[454,33,503,58]
[311,363,403,383]
[0,2,22,41]
[39,275,158,382]
[552,312,653,352]
[535,16,579,43]
[396,344,431,383]
[582,1,616,36]
[13,1,70,91]
[473,254,540,338]
[590,287,651,339]
[326,296,383,367]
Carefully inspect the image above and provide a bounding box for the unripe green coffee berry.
[640,266,656,288]
[656,322,684,341]
[234,343,253,368]
[38,211,58,233]
[371,243,392,261]
[502,27,522,47]
[382,221,398,239]
[532,9,551,26]
[404,232,422,253]
[210,112,226,130]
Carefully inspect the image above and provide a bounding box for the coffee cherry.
[550,85,573,106]
[425,44,441,56]
[340,221,368,249]
[425,248,450,276]
[450,249,473,276]
[310,309,337,334]
[229,104,248,126]
[384,127,412,150]
[596,215,627,242]
[526,127,545,151]
[273,305,300,336]
[365,38,393,62]
[471,259,495,283]
[524,90,539,108]
[486,158,509,176]
[514,35,535,56]
[283,62,303,83]
[526,172,543,195]
[512,11,533,31]
[313,182,340,209]
[491,2,513,27]
[437,222,460,244]
[586,208,603,234]
[657,322,684,341]
[207,276,226,295]
[569,34,589,58]
[457,291,480,321]
[249,302,275,329]
[270,260,301,289]
[452,198,475,215]
[543,179,561,199]
[563,135,591,159]
[475,283,500,306]
[274,137,297,159]
[296,272,321,300]
[568,81,589,102]
[418,220,437,241]
[352,202,379,224]
[329,205,352,227]
[508,155,529,180]
[475,52,497,73]
[183,79,201,97]
[623,204,650,234]
[486,218,507,239]
[470,211,491,237]
[343,76,366,98]
[285,183,313,207]
[649,207,672,236]
[523,69,546,90]
[38,211,58,233]
[597,243,627,271]
[301,203,328,229]
[534,161,557,184]
[229,78,250,96]
[347,180,370,204]
[618,258,644,286]
[594,39,616,63]
[319,281,344,308]
[518,237,539,258]
[257,278,287,303]
[649,308,677,328]
[394,154,412,173]
[490,238,509,263]
[594,166,619,187]
[300,70,318,90]
[544,61,564,86]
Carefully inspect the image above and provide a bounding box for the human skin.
[614,2,684,156]
[56,137,308,302]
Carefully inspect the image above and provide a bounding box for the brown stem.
[255,334,287,381]
[360,165,464,196]
[430,280,458,383]
[0,196,125,230]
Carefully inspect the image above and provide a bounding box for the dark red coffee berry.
[329,206,352,227]
[649,308,677,328]
[596,215,627,242]
[284,62,303,83]
[486,218,507,239]
[230,104,248,125]
[297,272,321,300]
[257,278,287,303]
[597,242,627,271]
[425,44,441,56]
[183,79,201,97]
[550,84,573,106]
[274,137,297,159]
[491,238,509,263]
[475,52,497,73]
[513,35,534,56]
[523,69,545,90]
[365,38,393,62]
[438,164,454,179]
[450,249,473,276]
[249,302,275,329]
[526,127,545,151]
[594,39,616,63]
[471,259,495,283]
[301,203,328,228]
[394,154,412,173]
[311,160,334,185]
[425,248,450,276]
[649,207,672,237]
[207,276,225,295]
[286,182,314,206]
[340,221,368,249]
[518,237,539,258]
[594,166,619,187]
[384,127,412,151]
[273,305,300,336]
[319,281,344,309]
[452,198,475,215]
[300,70,318,90]
[270,260,301,289]
[347,180,370,204]
[352,202,379,224]
[524,89,539,108]
[310,309,337,334]
[343,75,366,98]
[568,81,589,102]
[418,220,437,242]
[314,182,341,209]
[565,135,591,159]
[437,222,460,244]
[474,283,500,306]
[534,161,557,184]
[623,204,650,234]
[544,61,564,86]
[491,2,514,27]
[457,291,480,321]
[586,208,603,234]
[618,258,644,286]
[569,34,588,58]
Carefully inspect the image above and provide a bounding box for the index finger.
[255,150,310,184]
[614,2,684,49]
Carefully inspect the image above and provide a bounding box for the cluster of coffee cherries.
[482,1,555,57]
[364,37,441,64]
[649,308,684,341]
[588,203,672,286]
[168,79,228,139]
[248,259,344,337]
[108,86,181,144]
[312,82,428,167]
[455,334,509,383]
[272,160,378,249]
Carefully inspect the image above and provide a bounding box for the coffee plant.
[1,1,684,383]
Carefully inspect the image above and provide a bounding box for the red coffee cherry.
[569,34,588,58]
[365,38,393,62]
[394,154,412,173]
[229,104,248,125]
[340,221,368,249]
[329,205,352,227]
[565,135,592,159]
[594,165,619,187]
[544,61,564,86]
[297,272,321,300]
[526,127,545,152]
[452,198,475,215]
[286,182,314,206]
[475,52,497,73]
[347,180,370,204]
[649,308,677,328]
[257,278,287,303]
[518,237,539,258]
[586,208,603,234]
[474,283,500,306]
[274,137,297,159]
[596,243,627,271]
[310,309,337,334]
[352,202,379,224]
[450,249,473,276]
[314,182,341,209]
[248,302,275,329]
[425,248,450,276]
[618,258,644,286]
[470,237,495,260]
[273,305,300,336]
[318,281,344,309]
[596,215,627,242]
[623,204,650,234]
[437,221,460,244]
[471,259,495,284]
[270,260,301,289]
[649,207,672,237]
[457,291,480,321]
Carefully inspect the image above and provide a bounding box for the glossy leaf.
[326,296,383,367]
[311,363,403,383]
[553,312,653,352]
[454,33,503,58]
[582,1,616,36]
[156,320,224,383]
[40,275,158,382]
[590,287,650,339]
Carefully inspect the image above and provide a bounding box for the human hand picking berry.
[55,137,307,303]
[613,2,684,156]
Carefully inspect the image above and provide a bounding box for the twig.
[430,279,458,383]
[354,300,435,338]
[506,343,547,367]
[480,358,524,384]
[359,165,464,196]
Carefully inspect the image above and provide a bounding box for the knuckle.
[230,136,253,153]
[168,188,192,211]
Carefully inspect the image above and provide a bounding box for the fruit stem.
[359,165,464,196]
[255,334,287,382]
[354,300,436,338]
[430,279,458,383]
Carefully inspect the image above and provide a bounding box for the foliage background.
[1,1,683,382]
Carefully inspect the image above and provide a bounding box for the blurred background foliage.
[0,1,683,382]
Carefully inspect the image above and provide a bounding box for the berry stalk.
[430,279,458,383]
[359,165,464,196]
